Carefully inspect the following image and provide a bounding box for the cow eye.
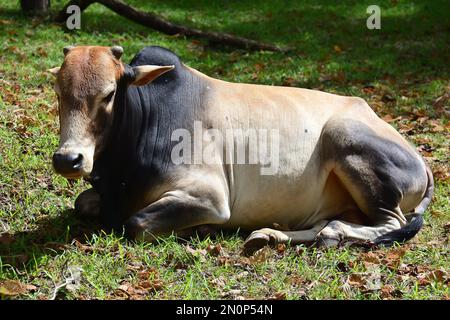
[103,91,115,104]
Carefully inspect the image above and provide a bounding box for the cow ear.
[131,65,175,86]
[63,46,75,56]
[111,46,123,60]
[47,67,60,77]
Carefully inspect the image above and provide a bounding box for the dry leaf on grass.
[0,280,36,297]
[185,245,207,261]
[384,247,407,268]
[249,246,272,264]
[206,243,222,256]
[268,292,287,300]
[360,252,381,269]
[346,266,381,292]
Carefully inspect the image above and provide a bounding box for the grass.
[0,0,449,300]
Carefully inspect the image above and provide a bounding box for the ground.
[0,0,448,300]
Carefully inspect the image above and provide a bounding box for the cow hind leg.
[314,118,428,246]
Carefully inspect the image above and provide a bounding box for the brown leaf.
[276,243,286,254]
[287,275,307,286]
[211,276,226,288]
[140,280,164,291]
[381,285,394,299]
[137,269,164,291]
[384,247,407,268]
[118,283,130,292]
[217,256,231,266]
[348,273,365,288]
[426,269,447,283]
[268,292,287,300]
[221,289,242,298]
[0,280,35,297]
[360,252,381,268]
[206,243,222,256]
[381,114,402,123]
[185,245,207,259]
[249,246,272,264]
[73,240,94,253]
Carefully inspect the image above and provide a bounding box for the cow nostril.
[70,153,83,169]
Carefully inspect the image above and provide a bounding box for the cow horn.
[111,46,124,59]
[63,45,75,56]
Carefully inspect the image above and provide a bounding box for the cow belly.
[222,161,355,231]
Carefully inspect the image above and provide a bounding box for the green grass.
[0,0,449,300]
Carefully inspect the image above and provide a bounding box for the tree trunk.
[20,0,50,16]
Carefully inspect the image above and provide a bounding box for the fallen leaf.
[382,114,402,123]
[249,246,272,264]
[360,252,381,269]
[348,273,365,287]
[72,240,94,253]
[268,292,287,300]
[185,245,207,260]
[426,269,448,283]
[288,275,307,286]
[206,243,222,256]
[221,289,242,298]
[276,243,286,254]
[211,276,226,288]
[0,280,35,297]
[381,285,394,299]
[347,267,381,292]
[384,247,407,268]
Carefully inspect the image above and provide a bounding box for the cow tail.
[374,163,434,246]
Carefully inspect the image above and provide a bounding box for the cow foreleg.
[74,188,100,218]
[124,192,230,241]
[243,220,329,255]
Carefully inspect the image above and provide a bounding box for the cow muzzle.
[52,149,93,179]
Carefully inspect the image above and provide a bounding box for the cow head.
[49,45,174,179]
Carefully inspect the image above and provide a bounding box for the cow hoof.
[74,188,100,218]
[243,232,271,256]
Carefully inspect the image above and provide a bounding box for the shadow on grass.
[0,209,102,270]
[0,207,248,271]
